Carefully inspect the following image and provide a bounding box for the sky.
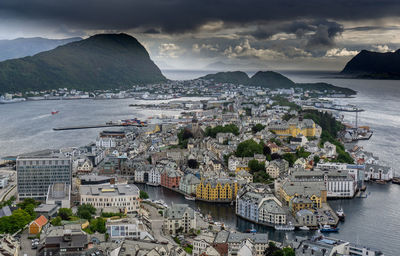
[0,0,400,71]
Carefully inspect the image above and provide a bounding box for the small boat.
[245,228,257,233]
[376,180,387,184]
[336,207,345,221]
[51,111,59,115]
[299,226,310,231]
[392,177,400,185]
[319,224,339,233]
[185,195,196,201]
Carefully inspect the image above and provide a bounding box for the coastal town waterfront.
[0,72,399,255]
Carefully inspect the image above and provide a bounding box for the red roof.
[34,215,48,227]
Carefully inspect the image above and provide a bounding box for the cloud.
[223,39,284,60]
[325,48,359,57]
[372,44,393,52]
[158,43,184,58]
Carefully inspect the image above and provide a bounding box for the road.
[142,203,176,244]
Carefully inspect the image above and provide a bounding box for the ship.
[392,177,400,185]
[319,224,339,233]
[51,111,59,115]
[274,222,295,231]
[299,226,310,231]
[336,207,345,221]
[0,97,26,104]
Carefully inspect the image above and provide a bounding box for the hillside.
[0,37,81,62]
[199,70,356,95]
[0,33,166,93]
[341,49,400,79]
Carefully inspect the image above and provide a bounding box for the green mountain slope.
[0,33,166,93]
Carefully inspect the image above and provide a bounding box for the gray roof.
[259,199,285,214]
[164,204,195,220]
[0,206,12,217]
[80,184,139,197]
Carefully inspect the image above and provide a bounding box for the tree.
[140,191,149,199]
[313,155,320,165]
[77,204,96,220]
[51,216,62,226]
[271,153,281,160]
[58,208,73,220]
[263,145,271,156]
[90,217,106,233]
[236,139,264,157]
[252,124,266,133]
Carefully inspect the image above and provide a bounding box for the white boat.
[185,195,196,201]
[274,222,295,231]
[0,97,26,104]
[299,226,310,231]
[336,207,345,221]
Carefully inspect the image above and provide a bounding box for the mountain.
[0,33,166,93]
[199,70,356,95]
[0,37,82,61]
[341,49,400,79]
[200,71,250,84]
[249,71,295,88]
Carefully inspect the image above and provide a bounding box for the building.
[0,235,19,256]
[0,175,8,189]
[268,117,318,138]
[80,184,140,213]
[236,184,287,226]
[17,152,72,200]
[266,159,289,179]
[38,228,88,256]
[96,137,116,148]
[296,209,317,227]
[161,167,182,189]
[193,233,218,256]
[179,173,201,195]
[34,204,59,219]
[196,178,244,202]
[76,159,93,173]
[79,175,113,185]
[236,170,253,183]
[148,166,162,185]
[29,215,48,235]
[291,169,356,198]
[164,204,196,235]
[46,183,71,208]
[106,218,153,240]
[365,163,393,181]
[279,180,327,211]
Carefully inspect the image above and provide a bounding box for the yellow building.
[196,178,244,202]
[269,118,317,138]
[279,180,327,211]
[235,165,250,173]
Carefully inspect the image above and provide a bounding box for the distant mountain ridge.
[341,49,400,79]
[0,33,166,93]
[198,70,356,95]
[0,37,82,61]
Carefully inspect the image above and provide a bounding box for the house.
[266,159,289,178]
[34,204,59,219]
[365,164,393,181]
[76,159,93,173]
[193,233,218,256]
[29,215,48,235]
[236,170,253,183]
[161,167,182,189]
[196,178,244,202]
[164,204,196,235]
[38,228,88,255]
[296,209,317,227]
[106,218,154,240]
[0,235,19,256]
[179,173,201,195]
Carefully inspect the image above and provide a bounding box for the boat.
[51,111,59,115]
[376,180,387,184]
[299,226,310,231]
[184,195,196,201]
[0,97,26,104]
[392,177,400,185]
[245,228,257,233]
[275,222,295,231]
[319,224,339,233]
[336,207,345,221]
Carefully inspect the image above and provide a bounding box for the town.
[0,79,391,256]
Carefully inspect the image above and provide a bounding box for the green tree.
[77,204,96,220]
[90,217,106,233]
[51,216,62,226]
[252,124,266,133]
[236,139,264,157]
[140,191,149,199]
[58,208,73,220]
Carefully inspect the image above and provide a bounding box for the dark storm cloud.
[1,0,400,33]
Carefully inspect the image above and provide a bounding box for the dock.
[53,123,146,131]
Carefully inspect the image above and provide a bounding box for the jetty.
[53,123,146,131]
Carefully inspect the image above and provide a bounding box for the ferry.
[275,222,295,231]
[184,195,196,201]
[319,224,339,233]
[336,207,345,221]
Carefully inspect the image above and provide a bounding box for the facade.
[80,184,140,213]
[16,153,72,200]
[179,173,201,195]
[193,233,217,256]
[76,159,93,173]
[213,231,270,256]
[236,170,253,183]
[296,209,317,227]
[196,178,244,202]
[29,215,48,235]
[266,159,289,179]
[149,166,162,185]
[268,117,317,138]
[46,183,71,208]
[236,184,287,225]
[365,164,393,181]
[106,218,153,240]
[161,168,182,189]
[38,228,88,256]
[96,137,116,148]
[164,204,196,235]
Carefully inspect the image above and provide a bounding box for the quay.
[53,123,146,131]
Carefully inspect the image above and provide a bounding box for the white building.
[80,184,140,213]
[164,204,196,235]
[365,164,393,181]
[148,166,162,185]
[46,183,71,208]
[96,137,116,148]
[106,218,154,240]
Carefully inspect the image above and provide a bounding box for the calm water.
[1,70,400,255]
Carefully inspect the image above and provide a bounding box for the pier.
[53,123,146,131]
